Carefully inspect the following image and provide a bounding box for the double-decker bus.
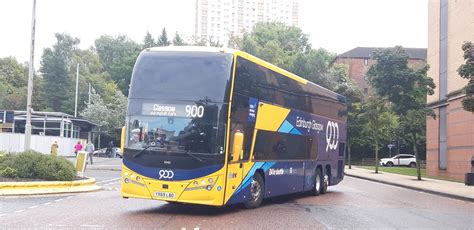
[122,47,347,208]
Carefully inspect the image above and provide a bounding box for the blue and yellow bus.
[122,47,346,208]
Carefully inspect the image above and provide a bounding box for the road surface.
[1,168,473,229]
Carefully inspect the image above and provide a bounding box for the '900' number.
[185,105,204,118]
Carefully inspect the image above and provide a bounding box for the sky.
[0,0,428,67]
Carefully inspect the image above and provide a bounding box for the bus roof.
[144,46,346,103]
[146,46,235,54]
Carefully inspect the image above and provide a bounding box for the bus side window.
[229,94,255,161]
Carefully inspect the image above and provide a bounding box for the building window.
[364,59,369,66]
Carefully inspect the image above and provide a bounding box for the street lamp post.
[74,64,79,117]
[24,0,37,151]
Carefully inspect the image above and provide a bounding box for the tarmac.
[1,157,472,202]
[344,165,474,202]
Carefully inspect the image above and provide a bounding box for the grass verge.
[359,166,461,182]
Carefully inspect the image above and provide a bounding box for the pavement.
[344,165,474,202]
[81,156,122,171]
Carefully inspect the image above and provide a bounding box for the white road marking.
[43,202,52,206]
[48,224,72,227]
[14,210,25,213]
[0,213,8,217]
[54,198,63,202]
[81,224,104,228]
[97,178,121,184]
[28,206,39,209]
[66,196,74,199]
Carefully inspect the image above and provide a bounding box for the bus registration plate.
[154,191,176,199]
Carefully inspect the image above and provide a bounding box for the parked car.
[380,154,417,167]
[93,147,122,158]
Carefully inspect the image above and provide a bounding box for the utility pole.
[25,0,37,151]
[74,64,79,117]
[88,82,91,104]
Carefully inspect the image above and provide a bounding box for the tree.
[0,57,29,110]
[293,48,337,90]
[359,96,399,173]
[40,33,80,114]
[208,37,223,47]
[0,57,28,88]
[157,28,171,46]
[143,31,155,48]
[172,32,186,46]
[95,35,141,95]
[367,46,435,114]
[330,63,364,168]
[457,41,474,112]
[367,46,436,180]
[238,22,310,71]
[81,88,127,141]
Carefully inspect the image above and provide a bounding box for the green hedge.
[0,151,76,181]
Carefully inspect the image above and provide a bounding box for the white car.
[380,154,417,167]
[93,147,122,158]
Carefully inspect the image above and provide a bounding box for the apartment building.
[426,0,474,181]
[195,0,299,45]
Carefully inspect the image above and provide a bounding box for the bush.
[0,151,76,181]
[0,167,18,178]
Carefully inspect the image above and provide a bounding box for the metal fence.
[0,133,85,156]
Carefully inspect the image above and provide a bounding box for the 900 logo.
[159,170,174,179]
[325,121,339,152]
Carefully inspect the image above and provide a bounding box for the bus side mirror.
[232,131,244,162]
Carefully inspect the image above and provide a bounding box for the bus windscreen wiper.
[132,145,165,158]
[183,151,204,162]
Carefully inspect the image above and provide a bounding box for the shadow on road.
[126,190,345,217]
[132,203,239,216]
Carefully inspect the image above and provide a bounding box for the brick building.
[335,47,427,99]
[426,0,474,181]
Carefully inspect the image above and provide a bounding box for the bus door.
[224,131,245,202]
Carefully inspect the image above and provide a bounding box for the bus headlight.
[208,178,213,183]
[206,185,212,191]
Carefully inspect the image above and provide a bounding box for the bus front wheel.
[244,173,264,209]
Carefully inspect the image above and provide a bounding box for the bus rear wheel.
[312,168,322,196]
[321,169,329,194]
[244,173,264,209]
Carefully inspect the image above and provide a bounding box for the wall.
[336,57,425,99]
[426,98,474,181]
[0,133,86,156]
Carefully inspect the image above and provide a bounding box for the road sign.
[75,151,87,177]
